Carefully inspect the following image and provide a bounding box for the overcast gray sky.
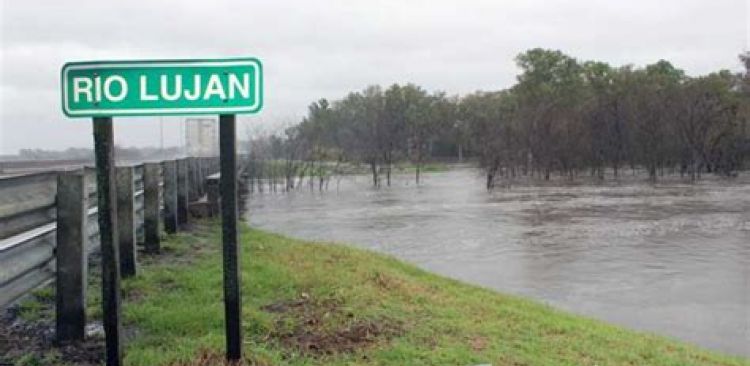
[0,0,747,154]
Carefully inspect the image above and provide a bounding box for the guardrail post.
[56,170,87,342]
[207,175,220,217]
[162,160,178,234]
[116,166,136,278]
[177,158,189,227]
[188,157,199,201]
[142,163,161,253]
[200,158,209,190]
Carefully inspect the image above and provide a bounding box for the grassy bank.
[10,222,749,365]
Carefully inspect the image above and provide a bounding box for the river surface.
[245,167,750,357]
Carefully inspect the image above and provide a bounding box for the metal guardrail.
[0,157,219,308]
[0,170,111,306]
[0,172,59,306]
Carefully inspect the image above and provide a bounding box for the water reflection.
[245,167,750,357]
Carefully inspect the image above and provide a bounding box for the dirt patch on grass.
[372,271,402,290]
[168,348,263,366]
[469,335,488,351]
[0,306,105,366]
[124,287,147,302]
[155,276,184,291]
[261,293,403,356]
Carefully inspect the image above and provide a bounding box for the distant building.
[185,118,218,157]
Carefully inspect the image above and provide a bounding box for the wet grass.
[116,221,748,366]
[5,221,747,365]
[15,287,54,322]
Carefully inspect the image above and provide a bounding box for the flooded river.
[245,167,750,357]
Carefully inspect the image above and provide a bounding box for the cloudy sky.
[0,0,747,154]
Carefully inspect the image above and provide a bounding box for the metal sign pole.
[92,117,123,366]
[219,114,241,360]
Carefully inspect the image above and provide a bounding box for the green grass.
[16,287,55,322]
[9,221,746,365]
[106,222,750,366]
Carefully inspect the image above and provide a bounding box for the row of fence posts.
[55,158,215,342]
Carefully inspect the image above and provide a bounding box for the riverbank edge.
[3,221,748,366]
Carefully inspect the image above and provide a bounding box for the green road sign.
[61,57,262,117]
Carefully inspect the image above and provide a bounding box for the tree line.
[246,49,750,190]
[244,84,460,190]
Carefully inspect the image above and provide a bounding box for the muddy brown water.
[245,167,750,357]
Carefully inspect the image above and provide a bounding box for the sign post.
[92,117,123,365]
[62,57,262,363]
[219,114,241,359]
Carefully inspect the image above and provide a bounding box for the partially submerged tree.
[244,50,750,193]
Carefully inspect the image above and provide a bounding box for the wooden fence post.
[116,166,136,278]
[55,170,87,342]
[162,160,178,234]
[176,158,189,226]
[142,163,161,253]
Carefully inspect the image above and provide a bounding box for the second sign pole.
[219,113,242,361]
[92,117,123,366]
